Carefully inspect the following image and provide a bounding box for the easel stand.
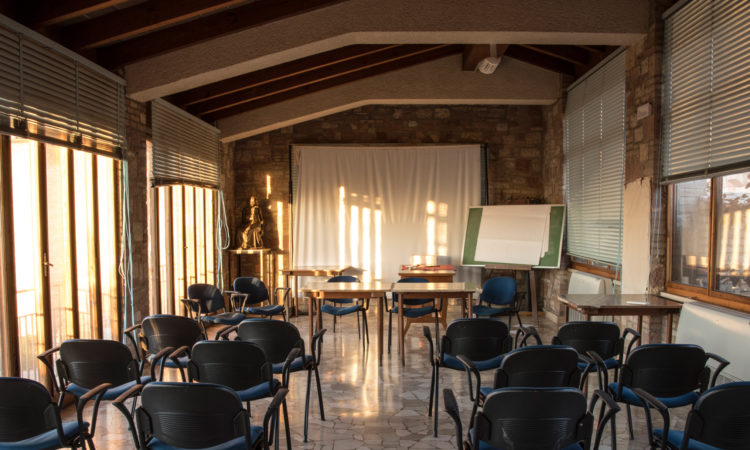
[484,263,537,325]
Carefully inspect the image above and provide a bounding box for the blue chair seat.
[201,312,246,325]
[472,305,513,317]
[0,421,87,449]
[320,304,361,316]
[244,304,285,316]
[609,382,700,408]
[469,428,582,450]
[653,429,721,450]
[67,376,151,401]
[442,353,505,371]
[235,379,281,402]
[273,354,314,373]
[147,354,190,369]
[147,427,262,450]
[391,305,436,318]
[578,357,618,372]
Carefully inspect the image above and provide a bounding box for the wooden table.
[281,266,363,316]
[558,293,683,342]
[299,281,390,366]
[390,282,477,366]
[398,266,456,331]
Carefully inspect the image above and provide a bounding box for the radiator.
[675,301,750,382]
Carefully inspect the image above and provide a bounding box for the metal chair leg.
[303,369,312,442]
[314,365,325,420]
[428,364,435,416]
[282,399,292,450]
[433,365,440,437]
[626,403,634,439]
[388,311,392,353]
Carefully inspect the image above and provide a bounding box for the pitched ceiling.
[0,0,646,140]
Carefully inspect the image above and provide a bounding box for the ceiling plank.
[96,0,350,68]
[200,45,462,122]
[61,0,249,50]
[169,44,397,107]
[520,45,591,67]
[462,44,509,71]
[187,45,448,116]
[504,45,576,76]
[26,0,135,27]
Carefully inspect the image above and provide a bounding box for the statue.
[239,196,264,249]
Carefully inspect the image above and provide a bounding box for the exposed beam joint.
[520,45,591,67]
[504,45,576,76]
[462,44,508,71]
[27,0,134,27]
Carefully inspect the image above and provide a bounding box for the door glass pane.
[172,185,184,314]
[158,187,170,313]
[196,189,205,283]
[97,156,118,339]
[73,152,98,339]
[185,186,196,288]
[206,190,215,285]
[45,145,74,347]
[670,179,711,287]
[714,171,750,297]
[11,137,44,381]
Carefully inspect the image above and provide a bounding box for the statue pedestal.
[227,248,274,292]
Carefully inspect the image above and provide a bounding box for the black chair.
[387,277,440,354]
[635,381,750,450]
[423,318,512,437]
[473,276,524,328]
[114,381,287,450]
[228,276,288,321]
[183,283,247,335]
[0,376,108,449]
[600,343,730,446]
[124,314,206,381]
[226,319,326,443]
[553,320,640,388]
[444,386,619,450]
[37,339,151,417]
[321,275,369,347]
[185,340,294,449]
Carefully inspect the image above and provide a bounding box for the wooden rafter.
[199,44,462,122]
[61,0,250,50]
[520,45,591,67]
[96,0,350,68]
[25,0,134,27]
[504,45,576,76]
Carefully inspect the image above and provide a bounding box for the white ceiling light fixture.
[476,44,501,74]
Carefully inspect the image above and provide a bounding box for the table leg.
[564,304,570,322]
[398,294,405,366]
[637,315,643,340]
[467,293,473,318]
[529,269,538,326]
[377,294,384,366]
[316,295,323,333]
[307,296,314,345]
[666,313,674,343]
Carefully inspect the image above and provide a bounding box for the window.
[564,51,626,268]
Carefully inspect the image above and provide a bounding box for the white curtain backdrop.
[293,145,481,282]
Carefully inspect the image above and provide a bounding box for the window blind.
[564,51,626,265]
[663,0,750,182]
[151,99,221,188]
[0,16,125,158]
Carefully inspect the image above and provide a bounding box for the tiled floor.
[66,303,687,449]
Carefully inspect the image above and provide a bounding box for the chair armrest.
[262,388,289,445]
[37,346,61,394]
[123,323,141,335]
[706,352,730,388]
[586,350,609,391]
[422,326,435,365]
[311,329,326,365]
[168,345,190,361]
[149,346,175,381]
[275,287,291,305]
[577,354,593,390]
[281,348,301,386]
[77,382,111,439]
[123,325,143,362]
[589,389,621,450]
[514,326,541,348]
[112,384,144,448]
[456,354,480,402]
[215,324,238,340]
[443,389,463,450]
[633,387,670,449]
[622,327,641,360]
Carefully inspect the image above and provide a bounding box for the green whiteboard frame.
[461,205,566,269]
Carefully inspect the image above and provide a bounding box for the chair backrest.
[188,340,273,391]
[187,283,226,314]
[233,277,270,306]
[328,275,358,283]
[141,315,205,354]
[476,387,592,449]
[59,339,138,388]
[683,382,750,449]
[553,321,622,360]
[620,344,709,397]
[480,276,516,307]
[493,345,582,389]
[137,382,250,449]
[442,318,511,362]
[0,377,59,443]
[237,319,305,364]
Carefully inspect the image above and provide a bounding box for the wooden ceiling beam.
[169,44,396,107]
[187,45,448,116]
[462,44,509,71]
[96,0,349,68]
[200,45,462,122]
[61,0,249,50]
[504,45,576,76]
[25,0,134,27]
[520,45,591,66]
